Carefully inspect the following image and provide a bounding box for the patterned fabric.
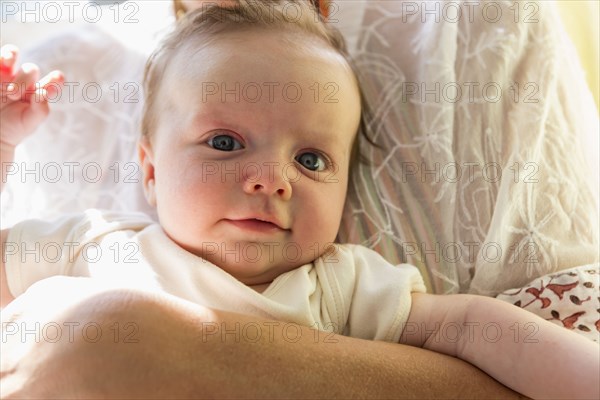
[496,264,600,342]
[336,0,599,296]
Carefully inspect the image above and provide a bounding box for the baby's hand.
[0,44,64,152]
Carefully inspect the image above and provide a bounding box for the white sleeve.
[345,245,427,342]
[4,210,152,297]
[5,213,89,297]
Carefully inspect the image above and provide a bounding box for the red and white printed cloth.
[496,264,600,342]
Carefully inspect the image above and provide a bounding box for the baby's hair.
[173,0,330,20]
[143,0,378,175]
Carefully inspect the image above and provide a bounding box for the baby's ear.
[138,137,157,207]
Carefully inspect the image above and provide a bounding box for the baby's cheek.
[192,161,245,186]
[296,214,339,254]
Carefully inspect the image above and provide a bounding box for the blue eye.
[207,134,243,151]
[296,152,328,172]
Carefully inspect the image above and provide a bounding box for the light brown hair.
[173,0,330,20]
[145,0,378,176]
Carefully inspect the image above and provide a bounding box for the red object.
[311,0,329,19]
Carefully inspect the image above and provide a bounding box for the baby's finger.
[26,87,50,120]
[19,87,51,134]
[9,70,65,103]
[37,70,65,99]
[5,62,40,101]
[0,45,18,77]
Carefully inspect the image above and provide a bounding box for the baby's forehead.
[150,27,362,148]
[162,28,355,90]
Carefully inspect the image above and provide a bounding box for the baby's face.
[139,29,361,286]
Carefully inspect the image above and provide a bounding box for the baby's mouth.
[226,218,289,233]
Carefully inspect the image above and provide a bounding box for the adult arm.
[1,281,526,399]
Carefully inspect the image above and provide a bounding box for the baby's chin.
[217,243,341,285]
[210,257,300,286]
[166,229,339,282]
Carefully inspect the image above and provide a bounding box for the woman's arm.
[1,282,526,399]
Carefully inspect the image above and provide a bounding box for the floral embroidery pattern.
[337,1,599,297]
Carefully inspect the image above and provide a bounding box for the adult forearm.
[2,288,527,399]
[195,306,526,399]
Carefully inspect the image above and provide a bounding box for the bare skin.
[0,279,527,399]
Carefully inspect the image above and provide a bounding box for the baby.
[1,1,598,399]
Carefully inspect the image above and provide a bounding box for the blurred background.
[0,0,598,109]
[0,0,174,55]
[556,0,598,110]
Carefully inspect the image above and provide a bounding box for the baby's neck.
[249,282,271,294]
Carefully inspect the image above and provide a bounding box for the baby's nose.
[242,162,292,200]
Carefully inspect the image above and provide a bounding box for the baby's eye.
[295,152,328,172]
[207,134,243,151]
